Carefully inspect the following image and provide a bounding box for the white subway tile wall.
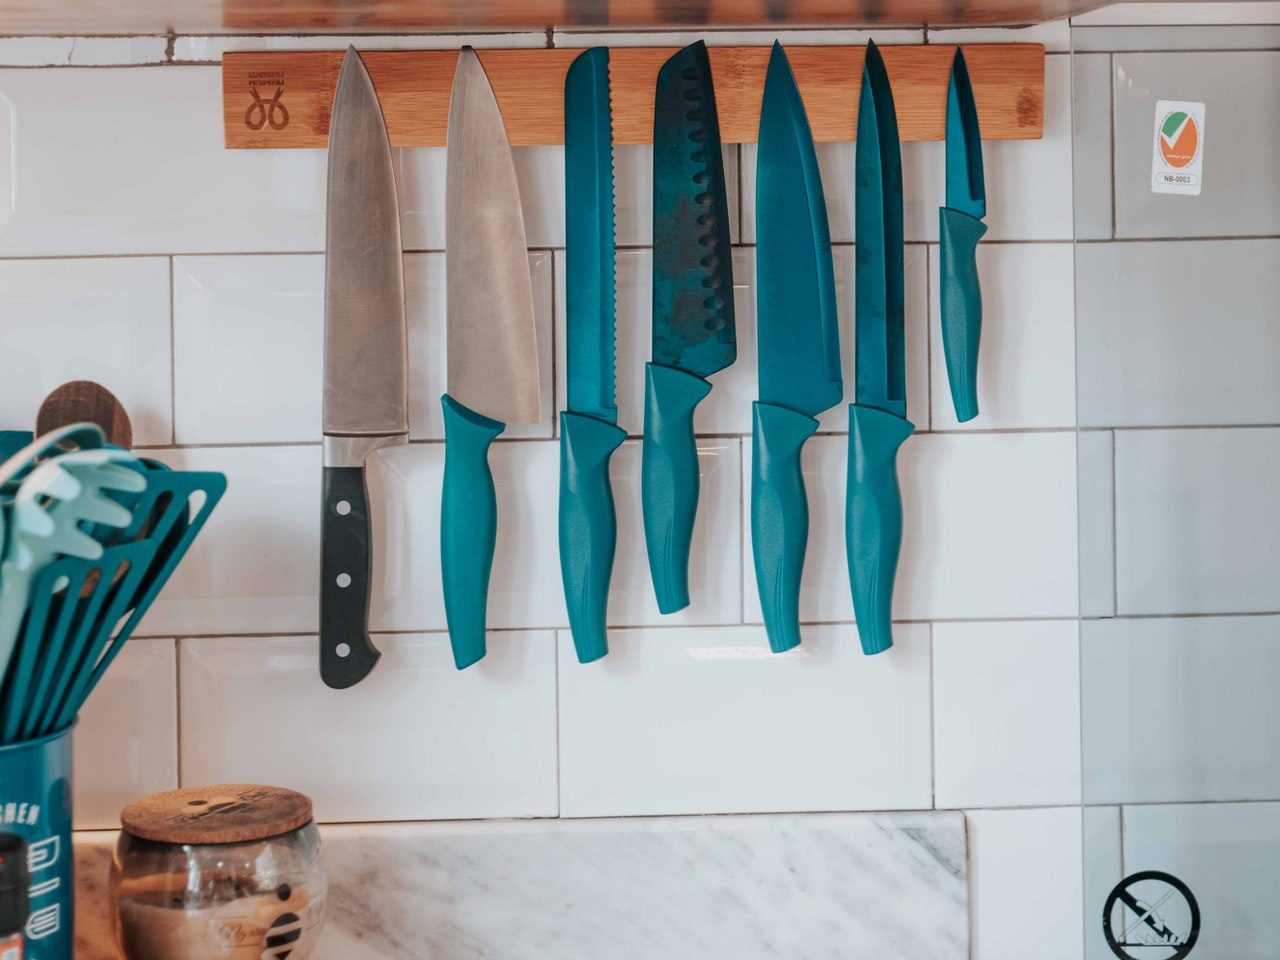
[23,22,1277,960]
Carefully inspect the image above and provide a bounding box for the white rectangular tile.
[73,639,177,829]
[0,257,172,444]
[410,251,555,440]
[606,440,743,625]
[557,28,925,46]
[369,441,563,631]
[561,245,927,437]
[0,36,167,66]
[1073,2,1280,24]
[740,57,1070,244]
[933,621,1081,809]
[369,438,740,631]
[1114,428,1280,615]
[928,21,1071,51]
[1083,807,1123,960]
[929,243,1076,431]
[173,252,553,444]
[140,445,320,636]
[558,623,933,817]
[173,32,549,62]
[179,633,558,821]
[966,808,1083,960]
[1082,615,1280,804]
[1077,241,1280,428]
[743,432,1079,624]
[401,146,565,250]
[0,67,327,256]
[615,142,740,246]
[1071,53,1114,240]
[1122,801,1280,960]
[1077,430,1116,619]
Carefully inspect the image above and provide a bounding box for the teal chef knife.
[442,47,541,670]
[752,42,842,654]
[560,47,626,664]
[848,40,913,656]
[321,48,408,689]
[642,39,736,615]
[939,46,988,423]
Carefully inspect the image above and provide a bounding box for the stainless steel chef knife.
[939,46,988,423]
[560,47,626,665]
[642,39,736,615]
[442,47,541,670]
[751,41,842,654]
[848,39,913,656]
[320,47,408,689]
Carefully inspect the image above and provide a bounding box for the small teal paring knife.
[752,42,843,654]
[560,47,625,664]
[642,40,736,615]
[441,48,541,670]
[939,46,988,423]
[849,40,913,656]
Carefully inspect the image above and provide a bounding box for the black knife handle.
[320,465,381,688]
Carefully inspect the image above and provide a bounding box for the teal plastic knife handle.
[939,206,989,423]
[641,362,712,614]
[750,401,819,654]
[559,411,627,663]
[441,394,505,670]
[846,403,915,655]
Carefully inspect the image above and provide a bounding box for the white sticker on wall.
[1151,100,1205,196]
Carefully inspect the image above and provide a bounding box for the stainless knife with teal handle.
[849,40,913,656]
[752,42,843,654]
[442,48,542,670]
[940,46,988,424]
[643,40,736,615]
[560,47,626,664]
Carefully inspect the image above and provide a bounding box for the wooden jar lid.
[120,785,313,845]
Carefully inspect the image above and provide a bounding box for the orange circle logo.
[1159,111,1199,169]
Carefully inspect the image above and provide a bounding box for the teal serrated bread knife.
[849,40,913,656]
[939,46,988,423]
[752,42,842,654]
[642,40,736,615]
[560,47,626,664]
[442,47,541,670]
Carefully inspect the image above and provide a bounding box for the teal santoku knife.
[848,40,912,656]
[939,46,988,423]
[560,47,626,664]
[442,48,541,670]
[642,40,736,615]
[752,42,842,654]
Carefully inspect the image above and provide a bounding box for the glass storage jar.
[109,785,326,960]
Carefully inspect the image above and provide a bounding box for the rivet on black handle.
[320,465,381,688]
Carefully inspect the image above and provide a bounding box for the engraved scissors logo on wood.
[245,86,289,130]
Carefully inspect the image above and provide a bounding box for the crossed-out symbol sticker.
[245,86,289,131]
[1103,871,1200,960]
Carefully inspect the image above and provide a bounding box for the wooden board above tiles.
[222,43,1044,148]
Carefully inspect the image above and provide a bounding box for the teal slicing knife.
[752,41,842,654]
[441,48,541,670]
[939,46,988,423]
[560,47,626,664]
[848,40,913,656]
[642,40,736,615]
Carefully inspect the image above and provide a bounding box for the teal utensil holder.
[0,724,74,960]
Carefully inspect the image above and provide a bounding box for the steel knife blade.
[440,47,541,671]
[641,39,737,616]
[750,41,840,655]
[445,47,540,424]
[854,39,907,419]
[560,46,627,664]
[320,47,408,689]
